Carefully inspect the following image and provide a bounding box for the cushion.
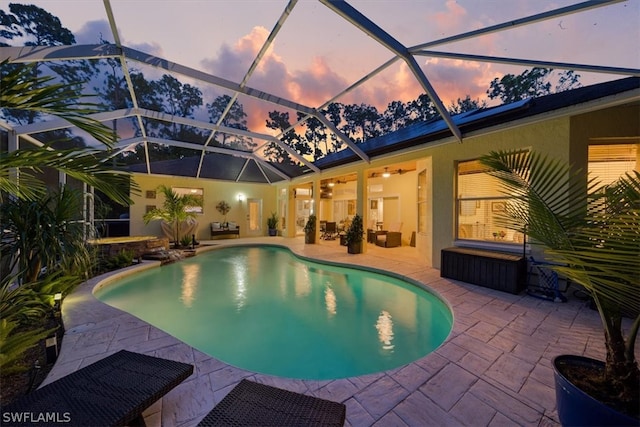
[227,222,237,230]
[211,222,221,230]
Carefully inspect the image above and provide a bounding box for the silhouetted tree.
[206,94,256,150]
[406,94,437,124]
[0,3,97,126]
[487,68,581,103]
[264,111,304,165]
[341,103,381,143]
[448,95,487,114]
[322,102,348,152]
[297,113,328,161]
[381,100,410,133]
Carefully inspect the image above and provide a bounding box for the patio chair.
[322,221,337,240]
[367,220,385,243]
[1,350,193,427]
[197,379,346,426]
[376,222,403,248]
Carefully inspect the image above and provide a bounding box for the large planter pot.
[268,228,277,236]
[161,218,198,243]
[553,355,638,426]
[347,241,362,254]
[305,232,315,244]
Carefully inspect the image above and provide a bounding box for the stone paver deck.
[48,237,627,426]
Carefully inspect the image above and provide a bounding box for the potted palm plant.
[267,212,279,236]
[480,150,639,425]
[345,214,364,254]
[304,214,316,244]
[143,185,203,246]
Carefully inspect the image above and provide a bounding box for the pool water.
[95,245,452,380]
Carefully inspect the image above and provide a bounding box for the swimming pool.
[95,245,453,380]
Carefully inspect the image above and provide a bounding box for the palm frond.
[480,149,640,322]
[0,148,136,205]
[1,60,115,146]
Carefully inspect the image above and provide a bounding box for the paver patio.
[49,236,634,426]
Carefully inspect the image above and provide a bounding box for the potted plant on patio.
[216,200,231,228]
[267,212,279,236]
[304,214,316,244]
[480,150,639,425]
[345,214,364,254]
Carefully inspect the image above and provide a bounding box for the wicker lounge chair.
[1,350,193,427]
[375,222,403,248]
[198,379,346,426]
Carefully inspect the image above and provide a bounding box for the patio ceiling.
[1,0,638,184]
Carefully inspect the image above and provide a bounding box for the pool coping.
[47,237,615,426]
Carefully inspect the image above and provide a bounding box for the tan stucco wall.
[277,117,573,267]
[569,104,640,169]
[129,101,638,269]
[130,174,278,240]
[429,117,571,268]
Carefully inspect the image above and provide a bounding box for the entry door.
[247,198,262,236]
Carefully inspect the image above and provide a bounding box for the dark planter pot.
[305,233,315,244]
[553,354,638,426]
[347,241,362,254]
[268,228,277,236]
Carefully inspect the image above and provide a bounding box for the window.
[417,169,427,233]
[588,143,638,185]
[456,159,524,244]
[172,187,204,214]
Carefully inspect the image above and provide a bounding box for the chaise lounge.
[198,379,346,426]
[1,350,193,427]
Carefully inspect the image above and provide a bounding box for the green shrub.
[99,249,134,273]
[180,235,193,248]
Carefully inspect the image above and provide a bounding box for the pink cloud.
[420,57,494,106]
[201,26,353,133]
[429,0,469,37]
[200,18,500,135]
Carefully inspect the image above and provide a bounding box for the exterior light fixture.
[53,293,62,316]
[382,168,391,178]
[237,193,245,202]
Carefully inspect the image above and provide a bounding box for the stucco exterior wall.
[130,174,278,240]
[128,101,637,270]
[427,117,571,268]
[569,104,640,169]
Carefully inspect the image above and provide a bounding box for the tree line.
[1,3,581,168]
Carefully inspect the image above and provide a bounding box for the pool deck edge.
[48,237,625,427]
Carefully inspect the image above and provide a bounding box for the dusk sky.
[11,1,640,133]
